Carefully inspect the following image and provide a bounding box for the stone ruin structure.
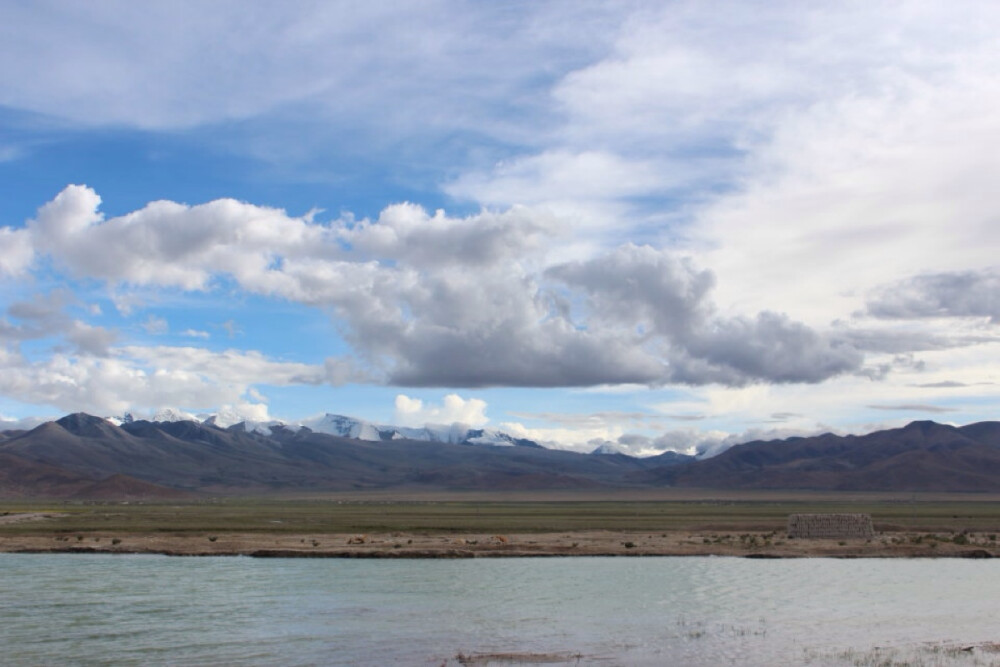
[787,513,874,539]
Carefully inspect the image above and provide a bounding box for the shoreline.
[2,528,996,559]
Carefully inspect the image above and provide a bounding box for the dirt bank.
[1,528,996,558]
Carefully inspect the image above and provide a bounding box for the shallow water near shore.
[2,554,998,666]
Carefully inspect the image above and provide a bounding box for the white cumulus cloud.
[394,393,489,428]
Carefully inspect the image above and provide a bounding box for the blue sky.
[2,1,1000,454]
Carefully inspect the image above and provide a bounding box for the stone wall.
[787,513,874,539]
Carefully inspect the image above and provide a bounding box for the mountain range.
[2,414,1000,498]
[644,420,1000,492]
[114,411,545,449]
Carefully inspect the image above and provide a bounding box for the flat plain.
[3,489,1000,558]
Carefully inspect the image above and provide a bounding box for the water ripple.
[3,555,1000,665]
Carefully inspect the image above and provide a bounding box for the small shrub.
[953,534,968,545]
[111,538,121,545]
[623,541,636,549]
[311,540,320,547]
[208,536,218,542]
[76,535,83,541]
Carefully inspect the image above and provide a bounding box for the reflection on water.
[1,554,998,666]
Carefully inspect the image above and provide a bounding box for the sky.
[2,1,1000,456]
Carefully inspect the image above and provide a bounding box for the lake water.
[2,554,998,666]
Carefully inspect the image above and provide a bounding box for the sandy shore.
[1,524,997,558]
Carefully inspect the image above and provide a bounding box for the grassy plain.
[3,490,1000,536]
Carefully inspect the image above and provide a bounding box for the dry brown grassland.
[2,489,999,558]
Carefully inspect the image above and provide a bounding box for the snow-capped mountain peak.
[590,442,628,456]
[106,407,197,426]
[152,407,198,423]
[302,414,385,441]
[108,410,542,449]
[297,414,541,448]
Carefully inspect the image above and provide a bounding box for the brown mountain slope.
[0,451,96,498]
[72,474,196,500]
[648,421,1000,491]
[2,414,308,491]
[1,413,656,494]
[6,414,1000,495]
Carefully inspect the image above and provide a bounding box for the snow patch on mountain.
[107,407,198,426]
[298,414,539,448]
[302,414,385,441]
[590,442,629,456]
[223,419,300,437]
[104,410,541,448]
[153,407,198,423]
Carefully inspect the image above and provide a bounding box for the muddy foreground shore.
[2,525,997,558]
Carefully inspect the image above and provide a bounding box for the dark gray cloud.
[854,354,926,381]
[1,291,116,356]
[910,380,995,388]
[866,403,956,413]
[386,318,664,387]
[64,322,118,357]
[838,328,982,354]
[670,312,862,385]
[545,245,863,387]
[377,245,864,388]
[330,243,677,388]
[547,243,715,340]
[666,414,707,421]
[866,270,1000,322]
